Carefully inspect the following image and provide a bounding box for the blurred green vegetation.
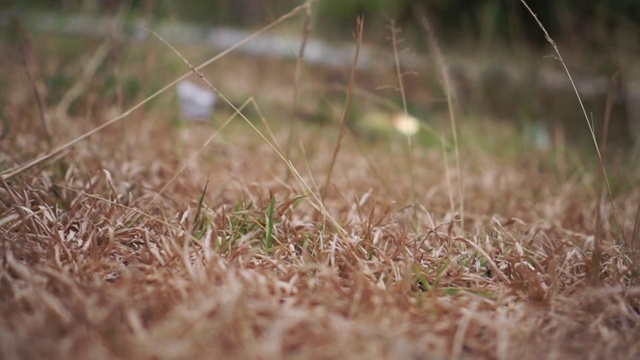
[3,0,638,50]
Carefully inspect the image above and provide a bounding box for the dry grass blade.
[519,0,623,284]
[388,20,418,226]
[285,1,313,182]
[16,32,51,147]
[519,0,616,225]
[518,1,600,156]
[322,17,364,200]
[54,41,111,121]
[417,9,464,229]
[592,76,619,283]
[633,203,640,251]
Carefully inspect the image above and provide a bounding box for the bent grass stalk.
[0,1,311,181]
[519,0,620,282]
[322,17,363,200]
[418,11,464,230]
[285,2,313,183]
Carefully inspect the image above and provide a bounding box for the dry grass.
[1,4,640,360]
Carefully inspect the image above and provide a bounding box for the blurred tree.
[1,0,637,48]
[312,0,638,48]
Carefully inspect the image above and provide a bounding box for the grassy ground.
[1,6,640,360]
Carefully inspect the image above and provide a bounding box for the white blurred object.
[524,121,551,151]
[176,80,216,121]
[391,113,420,136]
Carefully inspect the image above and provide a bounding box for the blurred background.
[1,0,639,153]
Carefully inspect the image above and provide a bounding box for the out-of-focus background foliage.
[7,0,639,48]
[1,0,639,151]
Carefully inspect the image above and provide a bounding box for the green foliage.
[264,196,276,251]
[192,179,210,239]
[4,0,639,50]
[314,0,403,22]
[45,73,73,104]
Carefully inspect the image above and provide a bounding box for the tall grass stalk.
[322,17,364,200]
[418,11,464,230]
[519,0,620,283]
[285,1,313,183]
[17,38,51,148]
[388,20,418,227]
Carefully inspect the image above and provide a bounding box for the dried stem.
[418,10,464,230]
[322,17,364,200]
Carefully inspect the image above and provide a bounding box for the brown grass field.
[1,3,640,359]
